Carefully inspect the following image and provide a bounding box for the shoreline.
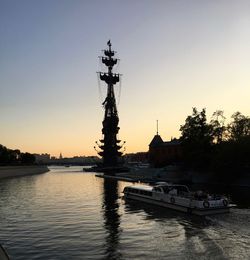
[95,168,250,188]
[0,165,50,180]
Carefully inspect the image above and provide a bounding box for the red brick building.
[149,134,182,167]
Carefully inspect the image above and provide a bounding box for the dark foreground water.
[0,166,250,259]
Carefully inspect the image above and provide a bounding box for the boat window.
[176,186,189,193]
[162,186,170,193]
[139,190,152,197]
[154,187,162,192]
[169,188,178,195]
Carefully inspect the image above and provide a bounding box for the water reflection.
[123,199,230,259]
[124,198,209,226]
[0,169,249,259]
[102,179,122,260]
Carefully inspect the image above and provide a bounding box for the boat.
[123,183,232,216]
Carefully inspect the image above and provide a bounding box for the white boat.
[123,183,232,216]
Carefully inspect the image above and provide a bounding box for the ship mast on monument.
[95,41,126,173]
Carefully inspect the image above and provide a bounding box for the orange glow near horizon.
[1,1,250,157]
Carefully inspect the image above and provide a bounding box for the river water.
[0,166,250,259]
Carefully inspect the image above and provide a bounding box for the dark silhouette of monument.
[95,41,127,174]
[102,179,121,259]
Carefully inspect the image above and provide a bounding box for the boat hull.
[124,193,230,216]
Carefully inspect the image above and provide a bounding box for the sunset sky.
[1,0,250,157]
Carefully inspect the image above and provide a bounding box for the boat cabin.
[123,186,153,197]
[153,184,191,197]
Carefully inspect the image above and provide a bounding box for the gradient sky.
[1,0,250,157]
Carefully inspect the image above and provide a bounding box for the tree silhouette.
[180,108,212,170]
[0,144,35,165]
[180,108,250,181]
[228,112,250,141]
[210,110,226,144]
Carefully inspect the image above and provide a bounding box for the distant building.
[124,152,148,163]
[149,134,182,167]
[34,153,50,164]
[47,155,101,165]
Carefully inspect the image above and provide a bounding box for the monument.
[95,41,127,174]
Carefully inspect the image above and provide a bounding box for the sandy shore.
[0,165,49,180]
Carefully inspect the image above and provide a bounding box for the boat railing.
[177,191,192,198]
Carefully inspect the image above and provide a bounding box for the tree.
[179,108,250,180]
[210,110,226,144]
[9,149,21,164]
[227,112,250,141]
[180,108,213,169]
[0,144,35,165]
[20,152,36,164]
[0,145,10,164]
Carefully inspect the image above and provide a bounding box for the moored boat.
[123,183,232,216]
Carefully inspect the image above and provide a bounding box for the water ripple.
[0,167,250,259]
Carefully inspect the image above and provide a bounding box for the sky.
[0,0,250,157]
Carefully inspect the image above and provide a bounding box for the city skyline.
[1,0,250,157]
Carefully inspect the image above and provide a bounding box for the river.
[0,166,249,259]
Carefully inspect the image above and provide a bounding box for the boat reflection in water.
[102,179,122,260]
[122,185,250,259]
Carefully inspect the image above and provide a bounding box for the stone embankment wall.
[0,165,49,179]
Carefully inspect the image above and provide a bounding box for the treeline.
[180,108,250,180]
[0,144,35,165]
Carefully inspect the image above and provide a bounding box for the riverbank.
[96,166,250,187]
[0,165,49,180]
[116,166,191,184]
[96,167,189,184]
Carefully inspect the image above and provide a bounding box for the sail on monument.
[95,41,126,174]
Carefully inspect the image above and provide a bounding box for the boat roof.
[125,184,190,192]
[155,184,190,191]
[156,184,188,188]
[126,185,153,191]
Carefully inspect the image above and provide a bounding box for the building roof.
[149,135,181,147]
[161,139,181,146]
[149,134,163,147]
